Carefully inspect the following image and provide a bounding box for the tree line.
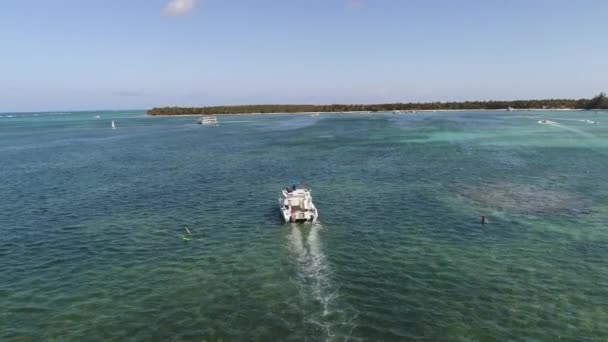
[147,93,608,116]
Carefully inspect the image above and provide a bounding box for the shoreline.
[147,108,585,117]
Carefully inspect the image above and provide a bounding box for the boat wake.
[285,224,356,341]
[306,224,332,316]
[547,118,598,124]
[538,119,594,138]
[287,225,307,263]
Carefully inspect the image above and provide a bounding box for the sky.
[1,0,607,112]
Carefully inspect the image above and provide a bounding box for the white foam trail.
[542,120,594,138]
[306,223,331,316]
[548,118,597,124]
[287,225,306,263]
[286,223,346,340]
[549,118,585,122]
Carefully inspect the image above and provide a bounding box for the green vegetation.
[586,92,608,110]
[147,93,607,116]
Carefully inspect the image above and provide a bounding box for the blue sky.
[1,0,607,112]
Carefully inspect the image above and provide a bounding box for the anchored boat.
[198,115,219,125]
[279,185,318,223]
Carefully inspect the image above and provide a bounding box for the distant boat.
[507,107,515,111]
[197,116,218,126]
[111,120,116,129]
[394,110,416,115]
[94,115,101,119]
[538,119,556,125]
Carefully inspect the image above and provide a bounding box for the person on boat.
[292,184,297,191]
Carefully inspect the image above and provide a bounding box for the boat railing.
[198,115,219,125]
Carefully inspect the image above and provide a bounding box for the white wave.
[546,118,583,122]
[287,225,307,263]
[548,118,597,124]
[306,223,331,316]
[540,120,594,138]
[285,223,355,341]
[286,224,330,315]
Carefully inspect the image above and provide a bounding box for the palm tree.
[586,92,608,110]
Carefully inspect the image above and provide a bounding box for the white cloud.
[164,0,198,16]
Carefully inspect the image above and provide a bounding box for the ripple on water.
[284,223,358,341]
[2,111,608,340]
[452,181,593,217]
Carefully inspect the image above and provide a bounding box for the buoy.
[481,215,487,225]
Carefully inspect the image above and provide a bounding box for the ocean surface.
[1,110,608,341]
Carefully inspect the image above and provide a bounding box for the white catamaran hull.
[279,188,318,223]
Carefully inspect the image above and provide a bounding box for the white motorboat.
[279,185,318,223]
[198,115,218,125]
[538,119,561,125]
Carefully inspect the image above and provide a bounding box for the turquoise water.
[1,110,608,341]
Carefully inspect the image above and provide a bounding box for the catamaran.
[279,185,318,223]
[197,115,218,125]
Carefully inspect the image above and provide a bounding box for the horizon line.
[3,94,604,114]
